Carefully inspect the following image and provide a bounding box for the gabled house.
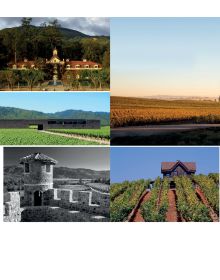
[161,160,196,178]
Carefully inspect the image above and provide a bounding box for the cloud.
[0,17,110,36]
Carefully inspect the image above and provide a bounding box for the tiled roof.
[20,153,57,165]
[66,60,101,68]
[161,161,196,172]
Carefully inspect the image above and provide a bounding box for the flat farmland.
[0,129,100,145]
[111,96,220,127]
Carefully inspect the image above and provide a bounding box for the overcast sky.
[4,147,110,171]
[0,17,109,36]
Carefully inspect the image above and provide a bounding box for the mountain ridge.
[4,165,110,179]
[0,106,110,126]
[0,25,109,39]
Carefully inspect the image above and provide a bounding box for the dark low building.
[161,160,196,178]
[0,119,100,130]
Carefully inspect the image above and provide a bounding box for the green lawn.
[48,126,110,140]
[0,129,100,145]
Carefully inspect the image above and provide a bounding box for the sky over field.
[111,18,220,97]
[0,17,110,36]
[111,147,219,183]
[0,92,110,113]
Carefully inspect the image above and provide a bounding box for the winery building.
[161,160,196,178]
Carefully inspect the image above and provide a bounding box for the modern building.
[0,119,100,130]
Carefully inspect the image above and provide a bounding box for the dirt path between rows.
[40,130,110,145]
[166,190,178,222]
[195,186,219,222]
[129,190,151,222]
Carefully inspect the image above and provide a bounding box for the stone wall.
[50,188,110,216]
[3,192,21,222]
[3,187,110,222]
[23,161,54,206]
[21,206,102,222]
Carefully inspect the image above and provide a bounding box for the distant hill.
[4,165,110,180]
[53,167,110,179]
[0,106,110,126]
[0,25,110,39]
[143,95,218,101]
[0,25,88,39]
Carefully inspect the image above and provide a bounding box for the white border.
[1,2,220,280]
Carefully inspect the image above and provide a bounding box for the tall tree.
[21,18,32,28]
[0,70,18,90]
[20,69,45,91]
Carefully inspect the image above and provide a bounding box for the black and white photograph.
[3,147,110,222]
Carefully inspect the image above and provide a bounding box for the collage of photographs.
[1,17,219,222]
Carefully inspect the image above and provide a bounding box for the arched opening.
[34,191,42,206]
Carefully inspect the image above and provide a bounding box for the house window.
[94,65,98,68]
[12,65,17,69]
[46,164,51,173]
[25,163,30,173]
[75,65,80,69]
[84,65,89,69]
[66,64,70,69]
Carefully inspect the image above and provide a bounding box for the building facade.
[0,119,100,130]
[20,153,57,206]
[8,48,102,72]
[161,160,196,178]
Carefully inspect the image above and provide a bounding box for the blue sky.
[110,147,219,183]
[0,92,110,113]
[111,18,220,97]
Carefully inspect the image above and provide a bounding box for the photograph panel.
[110,147,219,222]
[110,18,220,145]
[0,91,110,145]
[0,17,110,91]
[3,147,110,222]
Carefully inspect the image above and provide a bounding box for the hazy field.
[0,129,100,145]
[111,96,220,127]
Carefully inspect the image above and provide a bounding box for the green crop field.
[0,129,100,145]
[48,126,110,140]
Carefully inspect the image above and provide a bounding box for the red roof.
[161,161,196,172]
[66,60,101,68]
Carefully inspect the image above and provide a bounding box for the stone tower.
[20,153,57,206]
